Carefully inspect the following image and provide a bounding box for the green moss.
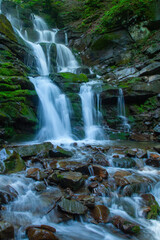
[134,96,158,113]
[60,72,88,83]
[131,226,140,234]
[147,204,160,219]
[0,83,21,91]
[57,174,64,179]
[91,33,120,51]
[0,14,17,42]
[0,90,36,101]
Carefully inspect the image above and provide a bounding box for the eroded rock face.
[58,198,87,215]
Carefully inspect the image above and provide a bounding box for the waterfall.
[12,15,73,141]
[117,88,130,132]
[0,0,2,13]
[80,82,104,140]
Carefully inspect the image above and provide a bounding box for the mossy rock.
[0,148,25,174]
[59,72,88,83]
[0,14,17,42]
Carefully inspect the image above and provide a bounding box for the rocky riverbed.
[1,140,160,239]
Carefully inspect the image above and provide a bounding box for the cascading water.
[12,14,74,141]
[117,88,130,132]
[80,81,104,140]
[0,0,2,13]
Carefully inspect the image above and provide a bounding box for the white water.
[118,88,130,132]
[0,0,2,13]
[80,82,104,140]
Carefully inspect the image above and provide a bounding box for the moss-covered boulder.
[0,148,25,174]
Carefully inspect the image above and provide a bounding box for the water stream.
[118,88,130,132]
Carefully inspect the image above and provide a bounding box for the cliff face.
[0,13,38,143]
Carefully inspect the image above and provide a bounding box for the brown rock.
[113,170,131,187]
[0,221,14,239]
[26,225,59,240]
[111,216,140,234]
[91,205,110,223]
[88,182,98,191]
[27,168,48,181]
[92,165,108,179]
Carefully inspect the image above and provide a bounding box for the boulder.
[141,193,160,219]
[49,146,73,158]
[146,152,160,167]
[58,198,87,215]
[92,165,108,179]
[0,221,14,239]
[91,205,110,223]
[111,216,140,234]
[26,225,59,240]
[10,142,54,158]
[77,195,95,208]
[113,157,136,168]
[154,145,160,153]
[27,168,48,181]
[0,148,25,174]
[48,171,84,191]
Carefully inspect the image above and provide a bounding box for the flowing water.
[118,88,130,132]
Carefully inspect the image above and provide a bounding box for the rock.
[27,168,48,181]
[58,198,87,215]
[10,142,53,158]
[114,67,137,80]
[0,221,14,239]
[26,225,59,240]
[140,62,160,76]
[126,149,137,157]
[0,148,25,174]
[154,145,160,153]
[111,216,140,234]
[92,152,109,166]
[88,182,98,191]
[146,152,160,167]
[0,190,15,204]
[49,146,73,158]
[0,14,17,42]
[34,182,46,192]
[92,165,108,179]
[154,124,160,134]
[113,157,136,168]
[91,205,110,223]
[129,22,150,42]
[148,75,160,82]
[145,44,160,57]
[48,171,84,191]
[141,193,160,219]
[77,195,95,208]
[136,149,147,158]
[113,170,132,187]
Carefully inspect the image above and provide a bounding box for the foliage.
[97,0,155,33]
[134,96,158,113]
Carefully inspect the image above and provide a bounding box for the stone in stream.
[111,216,140,235]
[146,152,160,167]
[27,168,48,181]
[92,165,108,179]
[91,205,110,223]
[113,157,136,168]
[26,225,59,240]
[58,198,87,215]
[76,195,95,208]
[0,221,14,239]
[141,193,160,219]
[0,148,25,174]
[49,146,73,158]
[48,171,84,191]
[9,142,54,158]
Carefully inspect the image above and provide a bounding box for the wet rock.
[91,205,110,223]
[92,153,109,166]
[34,182,46,192]
[0,148,25,174]
[146,152,160,167]
[136,149,147,158]
[88,182,98,192]
[49,146,73,158]
[111,216,140,235]
[27,168,48,181]
[0,221,14,239]
[77,195,95,208]
[141,193,160,219]
[0,190,15,204]
[113,157,136,168]
[58,198,87,215]
[10,142,54,158]
[26,225,59,240]
[126,149,137,157]
[92,165,108,179]
[48,171,84,191]
[113,170,132,187]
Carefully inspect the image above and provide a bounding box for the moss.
[57,174,64,179]
[0,14,17,42]
[118,77,142,88]
[134,96,158,113]
[0,90,36,101]
[0,83,21,91]
[60,72,88,83]
[109,132,130,140]
[4,151,25,174]
[91,33,120,51]
[131,226,140,234]
[147,204,160,219]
